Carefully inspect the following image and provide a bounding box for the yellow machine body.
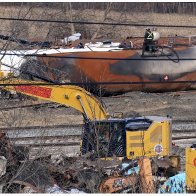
[126,119,172,159]
[186,148,196,192]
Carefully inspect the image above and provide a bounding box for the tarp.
[158,172,186,193]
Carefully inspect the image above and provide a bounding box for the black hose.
[159,45,180,63]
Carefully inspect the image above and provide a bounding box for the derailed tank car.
[19,36,196,94]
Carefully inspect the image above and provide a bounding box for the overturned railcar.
[19,36,196,94]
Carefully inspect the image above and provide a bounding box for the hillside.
[0,4,196,46]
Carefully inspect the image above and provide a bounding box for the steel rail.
[4,123,195,158]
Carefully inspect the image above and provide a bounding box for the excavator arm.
[0,77,109,121]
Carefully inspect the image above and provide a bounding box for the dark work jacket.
[144,30,154,41]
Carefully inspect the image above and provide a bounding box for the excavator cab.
[81,119,126,158]
[81,116,172,159]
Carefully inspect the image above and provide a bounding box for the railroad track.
[1,121,195,158]
[4,121,196,140]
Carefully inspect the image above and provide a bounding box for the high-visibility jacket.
[144,30,154,41]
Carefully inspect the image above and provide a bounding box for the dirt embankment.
[0,5,196,46]
[0,90,195,128]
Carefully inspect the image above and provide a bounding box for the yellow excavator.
[0,77,172,159]
[2,77,196,192]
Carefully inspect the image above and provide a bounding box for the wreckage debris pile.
[0,134,187,193]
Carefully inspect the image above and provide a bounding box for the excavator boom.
[0,78,108,120]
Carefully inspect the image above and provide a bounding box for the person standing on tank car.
[142,28,154,55]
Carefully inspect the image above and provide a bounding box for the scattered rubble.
[0,130,194,193]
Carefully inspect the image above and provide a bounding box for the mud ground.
[0,90,195,128]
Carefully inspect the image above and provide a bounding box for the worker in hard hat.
[142,27,154,56]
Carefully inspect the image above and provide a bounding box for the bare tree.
[91,2,113,40]
[66,2,75,35]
